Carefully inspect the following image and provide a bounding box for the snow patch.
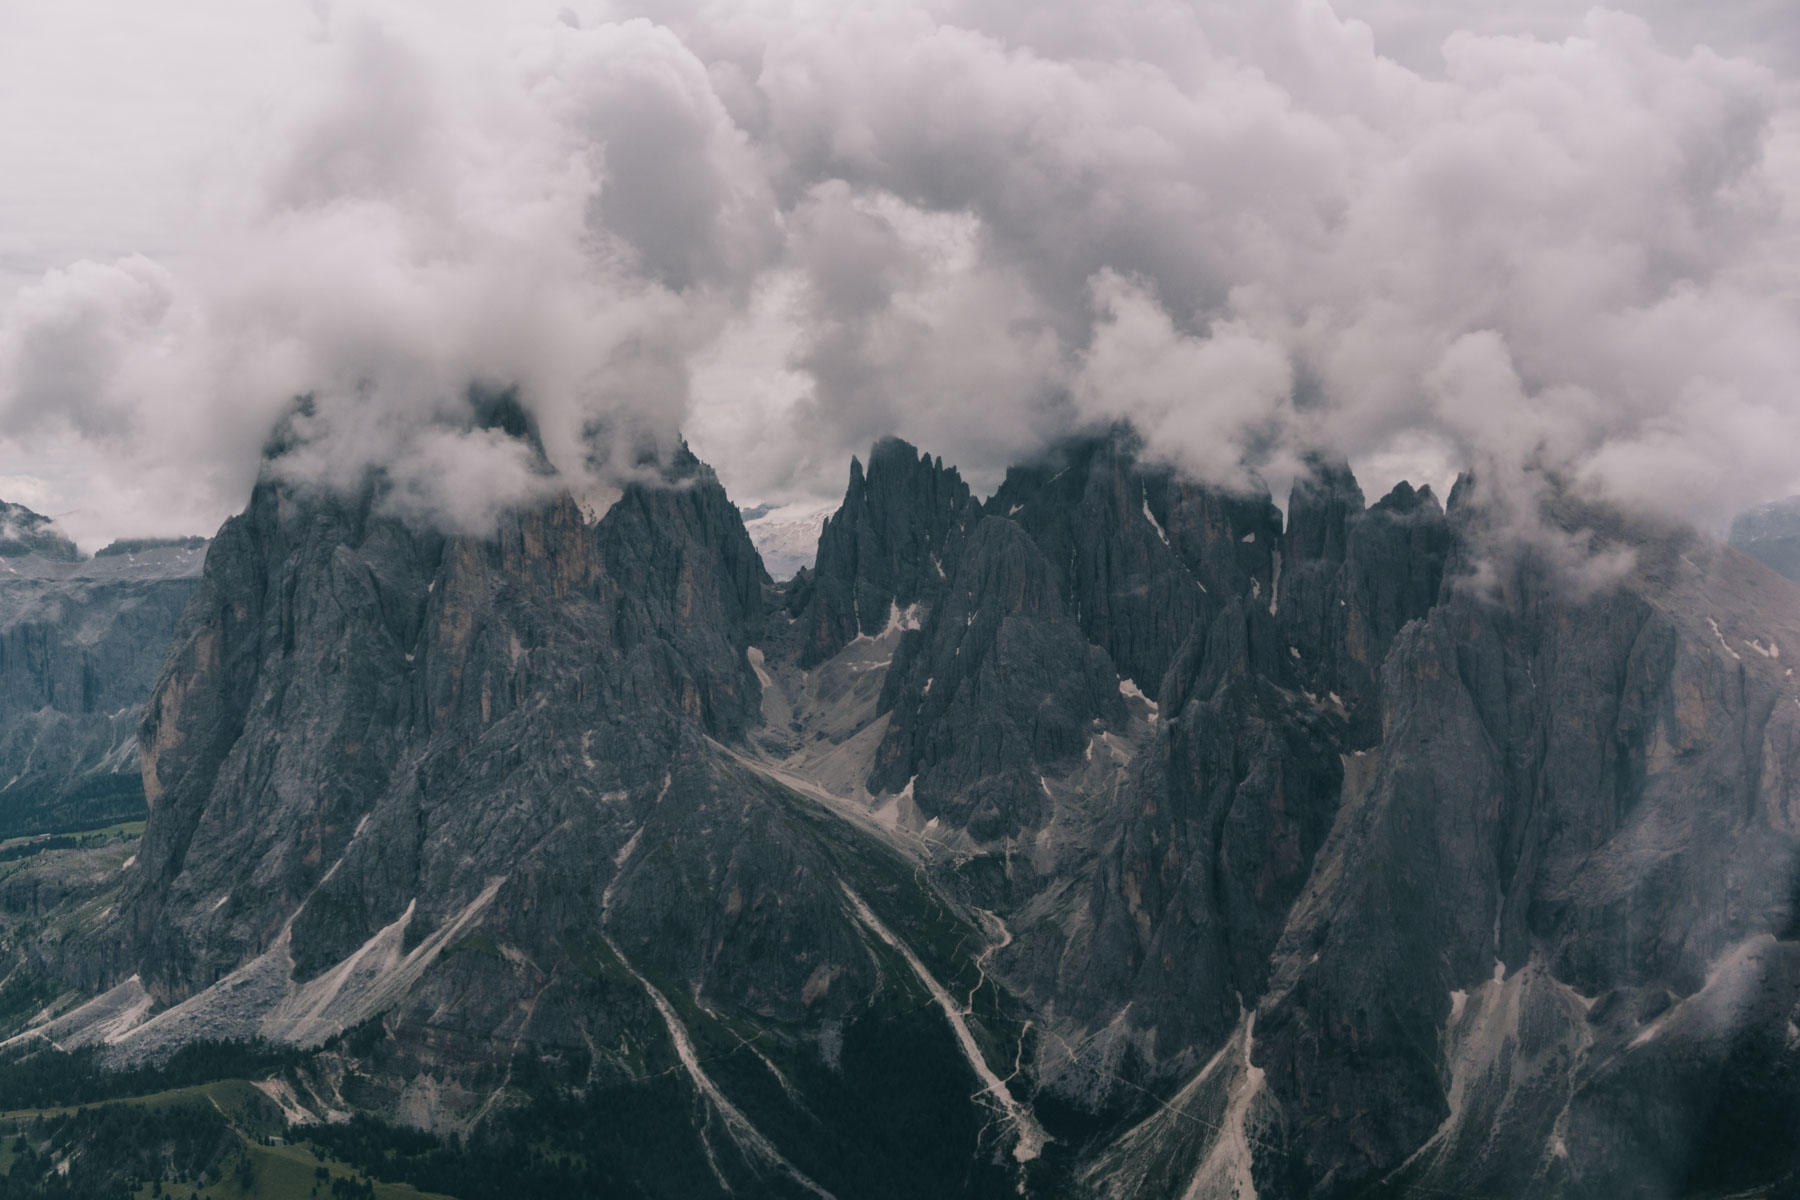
[740,500,835,581]
[1118,678,1159,716]
[1142,497,1170,547]
[1708,617,1743,661]
[850,602,924,646]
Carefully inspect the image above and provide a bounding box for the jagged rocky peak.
[985,426,1280,697]
[1276,460,1450,730]
[1283,454,1364,565]
[124,422,771,1000]
[795,435,979,665]
[870,514,1128,841]
[1348,479,1450,658]
[60,417,1062,1196]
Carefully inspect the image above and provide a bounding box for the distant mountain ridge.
[0,503,207,838]
[1731,494,1800,582]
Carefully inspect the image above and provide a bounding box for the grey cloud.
[269,22,439,212]
[0,257,173,441]
[549,18,784,291]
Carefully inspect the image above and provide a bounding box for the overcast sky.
[1,0,1796,550]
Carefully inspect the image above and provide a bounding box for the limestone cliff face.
[0,506,205,837]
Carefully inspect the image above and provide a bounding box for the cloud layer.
[0,0,1796,550]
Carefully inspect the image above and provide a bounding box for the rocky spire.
[795,436,978,666]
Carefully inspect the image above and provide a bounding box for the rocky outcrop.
[847,433,1447,1074]
[801,431,1800,1197]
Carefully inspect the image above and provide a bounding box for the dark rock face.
[820,434,1800,1197]
[861,433,1360,1075]
[984,432,1278,696]
[0,509,205,837]
[1253,516,1800,1198]
[871,516,1126,841]
[1081,599,1345,1062]
[125,441,772,996]
[795,437,979,666]
[1278,465,1452,739]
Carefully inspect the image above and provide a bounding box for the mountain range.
[0,418,1794,1199]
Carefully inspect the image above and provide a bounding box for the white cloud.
[0,0,1795,552]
